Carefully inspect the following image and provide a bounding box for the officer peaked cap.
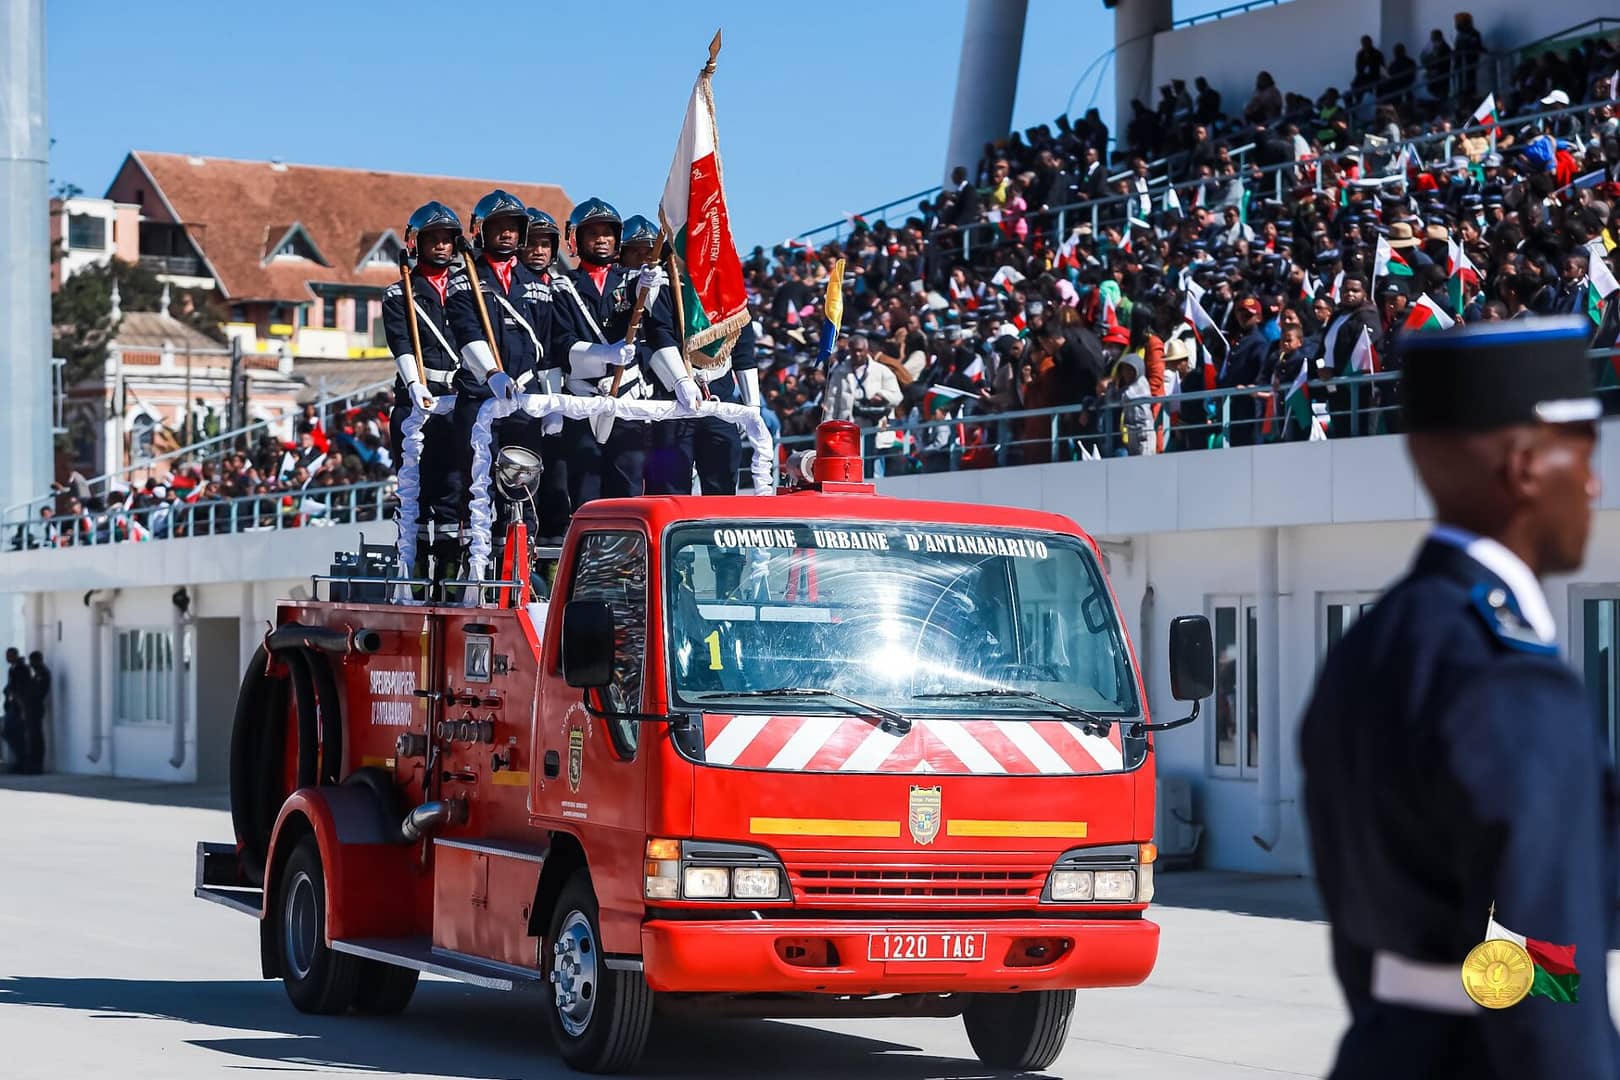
[1399,316,1599,431]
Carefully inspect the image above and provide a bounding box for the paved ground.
[0,775,1390,1077]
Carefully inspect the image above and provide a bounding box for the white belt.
[692,354,733,385]
[1370,951,1478,1015]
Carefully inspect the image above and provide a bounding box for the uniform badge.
[908,786,942,845]
[567,728,585,793]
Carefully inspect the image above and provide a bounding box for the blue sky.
[46,0,1235,248]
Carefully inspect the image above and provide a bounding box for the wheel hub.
[284,869,318,980]
[550,910,597,1036]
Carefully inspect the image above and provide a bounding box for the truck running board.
[330,936,548,992]
[194,841,264,917]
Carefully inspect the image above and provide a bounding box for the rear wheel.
[962,989,1075,1071]
[351,961,419,1015]
[277,837,361,1014]
[543,870,653,1073]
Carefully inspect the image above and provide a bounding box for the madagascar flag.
[1487,918,1580,1002]
[659,34,749,369]
[1375,236,1413,279]
[1404,294,1455,332]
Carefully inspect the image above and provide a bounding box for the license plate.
[867,931,987,963]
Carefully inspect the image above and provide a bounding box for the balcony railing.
[138,254,204,276]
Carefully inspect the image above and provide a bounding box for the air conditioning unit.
[1154,777,1203,867]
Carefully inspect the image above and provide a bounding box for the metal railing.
[796,186,945,248]
[6,376,396,521]
[5,479,395,552]
[137,254,205,276]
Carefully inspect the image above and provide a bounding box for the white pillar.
[1112,0,1174,155]
[0,0,52,650]
[941,0,1029,183]
[1252,526,1283,854]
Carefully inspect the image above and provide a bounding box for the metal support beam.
[942,0,1028,183]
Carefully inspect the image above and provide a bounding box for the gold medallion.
[1461,938,1534,1008]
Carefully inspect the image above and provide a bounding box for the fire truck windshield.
[665,523,1140,721]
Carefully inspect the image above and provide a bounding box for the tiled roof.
[112,311,226,352]
[121,152,573,303]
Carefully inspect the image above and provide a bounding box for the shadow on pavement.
[0,976,1050,1079]
[0,773,230,812]
[1153,870,1325,923]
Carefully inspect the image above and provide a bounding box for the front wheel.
[277,837,361,1014]
[962,989,1076,1071]
[543,870,653,1073]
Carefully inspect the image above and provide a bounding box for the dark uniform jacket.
[446,254,556,398]
[382,269,459,395]
[1302,537,1620,1079]
[551,264,679,399]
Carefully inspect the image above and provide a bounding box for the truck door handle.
[544,751,560,779]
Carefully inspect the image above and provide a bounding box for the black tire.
[962,990,1076,1072]
[543,870,653,1073]
[352,960,419,1015]
[277,837,362,1014]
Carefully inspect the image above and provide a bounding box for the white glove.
[636,264,668,308]
[487,371,515,400]
[609,341,636,368]
[674,376,701,410]
[568,340,637,380]
[408,382,435,411]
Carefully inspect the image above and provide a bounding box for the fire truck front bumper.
[640,914,1159,994]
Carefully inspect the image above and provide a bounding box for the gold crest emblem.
[567,728,584,793]
[908,786,942,845]
[1461,937,1533,1009]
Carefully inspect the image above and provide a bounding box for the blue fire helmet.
[406,200,462,239]
[471,189,529,252]
[621,215,659,249]
[566,197,622,255]
[524,207,561,243]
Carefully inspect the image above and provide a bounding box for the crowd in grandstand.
[744,21,1620,464]
[10,392,397,548]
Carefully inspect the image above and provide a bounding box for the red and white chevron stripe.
[701,714,1124,775]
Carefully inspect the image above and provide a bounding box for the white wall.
[1147,0,1617,137]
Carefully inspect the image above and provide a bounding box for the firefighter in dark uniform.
[519,206,571,544]
[1301,316,1619,1079]
[387,198,469,579]
[550,197,687,505]
[619,214,658,269]
[645,314,761,496]
[445,190,558,573]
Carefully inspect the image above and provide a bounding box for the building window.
[1208,595,1259,778]
[323,295,339,329]
[567,531,647,758]
[68,213,107,251]
[353,297,370,334]
[1318,592,1380,666]
[1573,587,1620,759]
[116,628,174,725]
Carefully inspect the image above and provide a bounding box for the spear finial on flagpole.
[704,29,722,75]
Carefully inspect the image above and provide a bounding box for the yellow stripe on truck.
[750,817,901,838]
[946,820,1088,838]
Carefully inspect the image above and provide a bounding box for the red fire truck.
[196,420,1213,1074]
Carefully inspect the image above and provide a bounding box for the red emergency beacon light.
[814,419,863,484]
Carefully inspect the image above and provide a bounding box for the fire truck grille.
[790,866,1045,900]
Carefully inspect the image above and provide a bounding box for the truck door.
[533,529,650,924]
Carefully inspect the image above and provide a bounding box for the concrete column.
[0,0,52,649]
[1112,0,1174,155]
[941,0,1029,183]
[1252,526,1283,855]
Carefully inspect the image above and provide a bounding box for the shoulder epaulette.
[1469,583,1557,656]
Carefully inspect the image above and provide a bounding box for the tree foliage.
[52,259,227,387]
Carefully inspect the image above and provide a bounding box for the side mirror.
[561,600,615,688]
[1168,615,1214,702]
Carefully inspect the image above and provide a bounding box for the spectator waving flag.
[991,265,1026,294]
[660,32,750,371]
[1285,364,1328,440]
[922,383,976,416]
[1163,184,1182,216]
[1375,235,1413,279]
[1404,294,1456,332]
[1446,237,1482,315]
[1347,325,1379,375]
[1469,92,1500,138]
[1587,240,1619,325]
[816,257,846,365]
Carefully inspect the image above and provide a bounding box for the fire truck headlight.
[1093,870,1137,901]
[1137,863,1154,904]
[683,866,732,899]
[731,867,782,900]
[1049,870,1094,901]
